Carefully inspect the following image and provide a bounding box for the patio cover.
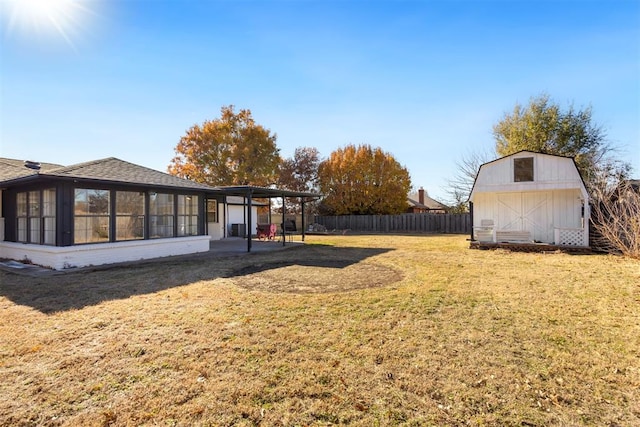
[217,186,322,252]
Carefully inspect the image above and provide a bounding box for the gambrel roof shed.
[469,151,589,247]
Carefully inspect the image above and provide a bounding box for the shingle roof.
[0,158,64,182]
[1,157,217,191]
[407,193,448,210]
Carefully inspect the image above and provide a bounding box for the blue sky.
[1,0,638,202]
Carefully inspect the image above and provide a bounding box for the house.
[468,151,589,247]
[0,157,321,270]
[0,157,222,270]
[407,187,448,213]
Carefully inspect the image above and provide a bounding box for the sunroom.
[0,157,222,270]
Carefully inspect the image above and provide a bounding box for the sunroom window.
[149,193,174,238]
[115,191,145,241]
[16,189,56,245]
[177,195,198,236]
[74,189,110,244]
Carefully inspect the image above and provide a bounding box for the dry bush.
[590,180,640,259]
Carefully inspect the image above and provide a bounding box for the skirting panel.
[0,236,211,270]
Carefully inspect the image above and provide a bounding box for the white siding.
[552,189,584,229]
[470,152,587,198]
[226,204,259,237]
[470,152,589,246]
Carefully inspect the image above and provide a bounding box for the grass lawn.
[1,234,638,426]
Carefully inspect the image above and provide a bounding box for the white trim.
[0,236,210,270]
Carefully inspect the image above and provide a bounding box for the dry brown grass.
[1,234,639,426]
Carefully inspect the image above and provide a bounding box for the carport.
[218,186,322,252]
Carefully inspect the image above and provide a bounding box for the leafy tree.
[318,144,411,215]
[447,93,630,203]
[278,147,320,193]
[278,147,321,214]
[168,105,280,186]
[493,93,623,189]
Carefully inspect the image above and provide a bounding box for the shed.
[469,151,589,247]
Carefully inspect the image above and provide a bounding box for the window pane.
[514,157,534,182]
[74,189,110,243]
[177,195,199,236]
[17,193,27,216]
[207,200,218,223]
[115,191,145,240]
[17,217,27,242]
[150,193,174,238]
[44,217,56,245]
[43,188,56,216]
[28,191,40,217]
[43,189,56,245]
[88,190,109,214]
[29,218,41,244]
[74,189,89,214]
[150,215,174,238]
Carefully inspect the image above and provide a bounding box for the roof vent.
[24,160,41,170]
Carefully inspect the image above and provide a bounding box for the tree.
[278,147,320,193]
[447,93,630,204]
[445,148,493,212]
[493,93,622,190]
[278,147,321,214]
[168,105,280,186]
[317,144,411,215]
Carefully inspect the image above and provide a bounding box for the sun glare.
[2,0,96,49]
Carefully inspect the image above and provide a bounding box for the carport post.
[247,190,253,252]
[301,199,306,241]
[281,194,286,246]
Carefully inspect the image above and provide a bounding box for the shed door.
[496,193,522,231]
[522,193,552,242]
[496,192,552,243]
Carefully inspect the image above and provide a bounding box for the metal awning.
[216,186,323,252]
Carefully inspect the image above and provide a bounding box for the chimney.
[418,187,425,205]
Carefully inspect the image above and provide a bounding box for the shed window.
[514,157,534,182]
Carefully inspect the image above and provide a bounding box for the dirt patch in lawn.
[233,260,402,293]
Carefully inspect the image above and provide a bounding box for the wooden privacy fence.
[313,213,471,234]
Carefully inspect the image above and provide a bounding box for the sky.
[1,0,639,202]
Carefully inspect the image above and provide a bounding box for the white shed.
[469,151,589,247]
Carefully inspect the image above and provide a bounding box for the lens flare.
[2,0,96,50]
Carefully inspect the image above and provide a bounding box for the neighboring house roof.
[0,157,217,192]
[407,195,447,211]
[407,188,448,211]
